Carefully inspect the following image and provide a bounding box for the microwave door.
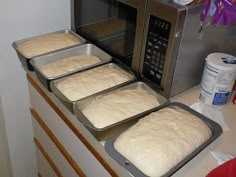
[139,0,186,97]
[71,0,147,72]
[115,0,148,72]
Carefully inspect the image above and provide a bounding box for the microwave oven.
[71,0,236,98]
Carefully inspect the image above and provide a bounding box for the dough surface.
[40,55,101,78]
[82,89,160,128]
[114,108,212,177]
[17,32,80,58]
[55,65,133,101]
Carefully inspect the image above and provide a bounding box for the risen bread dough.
[17,32,80,58]
[114,108,212,177]
[40,55,101,78]
[82,89,160,128]
[55,65,132,101]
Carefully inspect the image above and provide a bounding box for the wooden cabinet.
[27,73,131,177]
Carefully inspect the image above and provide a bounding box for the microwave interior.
[73,0,138,67]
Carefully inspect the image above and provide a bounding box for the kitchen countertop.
[28,72,236,177]
[171,86,236,177]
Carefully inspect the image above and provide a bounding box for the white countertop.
[171,86,236,177]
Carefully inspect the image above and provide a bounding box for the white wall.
[0,1,70,177]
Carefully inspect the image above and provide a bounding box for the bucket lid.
[206,53,236,71]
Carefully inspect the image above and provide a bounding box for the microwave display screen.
[74,0,137,67]
[142,15,171,86]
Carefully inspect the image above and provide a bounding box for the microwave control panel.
[142,15,171,86]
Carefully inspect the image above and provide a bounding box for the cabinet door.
[32,117,79,177]
[28,81,113,177]
[35,145,58,177]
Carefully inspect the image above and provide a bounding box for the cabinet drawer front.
[29,83,112,177]
[32,118,79,177]
[35,144,58,177]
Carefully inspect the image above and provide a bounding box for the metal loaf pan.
[105,102,223,177]
[50,62,136,113]
[73,81,169,133]
[12,29,86,71]
[30,43,112,90]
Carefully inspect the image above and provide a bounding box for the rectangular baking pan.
[12,29,86,71]
[30,43,112,91]
[105,102,223,177]
[73,81,169,133]
[51,62,136,113]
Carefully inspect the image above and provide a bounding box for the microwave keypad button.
[149,36,156,42]
[156,74,161,79]
[147,49,152,54]
[149,32,157,38]
[163,38,168,42]
[153,38,157,43]
[154,45,159,49]
[150,71,155,76]
[146,55,151,59]
[147,42,153,47]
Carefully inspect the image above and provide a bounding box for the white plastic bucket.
[200,53,236,108]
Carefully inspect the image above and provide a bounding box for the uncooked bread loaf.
[40,55,101,78]
[114,108,212,177]
[17,32,80,58]
[55,65,133,101]
[82,89,160,128]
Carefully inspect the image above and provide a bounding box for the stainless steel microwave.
[71,0,236,98]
